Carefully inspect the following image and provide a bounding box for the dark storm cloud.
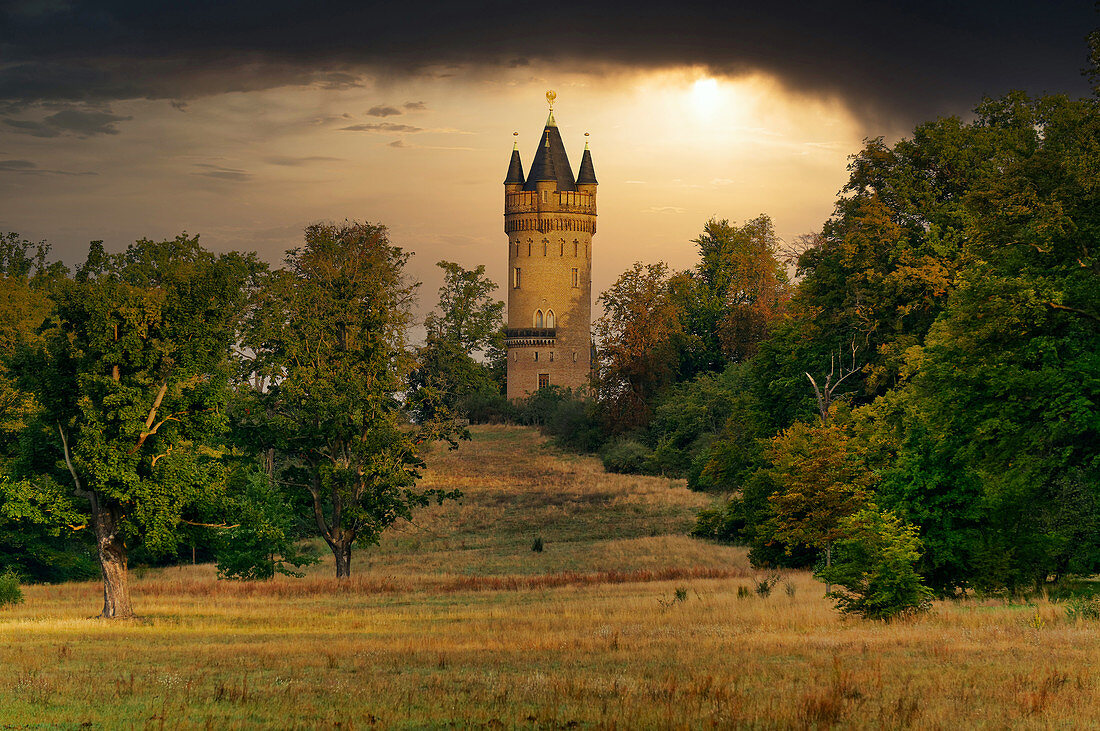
[0,1,1094,123]
[2,108,131,137]
[0,158,96,175]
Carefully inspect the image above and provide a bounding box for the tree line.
[0,224,490,618]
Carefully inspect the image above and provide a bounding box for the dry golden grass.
[1,425,1099,728]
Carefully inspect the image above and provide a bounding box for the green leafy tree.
[678,216,791,376]
[0,234,98,582]
[743,83,1100,595]
[427,261,506,356]
[215,469,317,580]
[819,506,933,620]
[648,362,771,485]
[767,412,875,587]
[7,236,258,618]
[0,475,98,582]
[409,261,505,423]
[242,222,460,578]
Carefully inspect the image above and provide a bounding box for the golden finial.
[584,131,590,150]
[513,131,519,150]
[546,90,557,110]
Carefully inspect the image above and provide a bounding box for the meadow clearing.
[1,425,1098,729]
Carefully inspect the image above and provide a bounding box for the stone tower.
[504,94,597,400]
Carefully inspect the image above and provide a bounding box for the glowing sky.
[1,1,1094,315]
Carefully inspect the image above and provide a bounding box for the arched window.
[542,239,548,256]
[535,309,543,328]
[573,240,578,256]
[545,310,555,328]
[559,240,564,256]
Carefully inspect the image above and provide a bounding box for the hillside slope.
[357,424,747,579]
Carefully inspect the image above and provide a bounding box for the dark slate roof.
[523,118,577,192]
[504,147,525,185]
[577,145,597,185]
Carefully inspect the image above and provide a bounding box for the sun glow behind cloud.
[691,77,722,116]
[1,62,867,316]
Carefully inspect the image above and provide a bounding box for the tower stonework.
[504,100,597,400]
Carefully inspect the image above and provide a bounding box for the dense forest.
[1,47,1097,619]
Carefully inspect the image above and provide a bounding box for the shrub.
[0,570,23,608]
[691,473,820,570]
[1065,596,1100,621]
[600,438,653,474]
[754,574,780,597]
[818,507,933,621]
[531,536,544,553]
[462,392,519,424]
[516,386,569,426]
[543,396,606,453]
[692,498,749,542]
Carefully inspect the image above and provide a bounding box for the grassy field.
[1,425,1099,728]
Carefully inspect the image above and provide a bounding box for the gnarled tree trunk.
[91,501,133,619]
[333,542,353,578]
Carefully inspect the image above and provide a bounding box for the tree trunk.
[333,541,353,578]
[824,542,833,596]
[92,502,133,619]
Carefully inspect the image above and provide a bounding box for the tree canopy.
[240,222,460,578]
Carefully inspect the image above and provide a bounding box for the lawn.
[0,425,1097,728]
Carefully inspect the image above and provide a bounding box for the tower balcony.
[505,191,596,215]
[504,327,556,347]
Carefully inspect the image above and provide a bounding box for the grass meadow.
[1,425,1099,728]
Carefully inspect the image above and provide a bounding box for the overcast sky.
[1,0,1095,315]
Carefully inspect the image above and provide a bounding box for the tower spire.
[524,91,575,190]
[577,132,597,186]
[504,131,525,185]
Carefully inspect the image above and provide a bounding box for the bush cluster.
[0,570,23,608]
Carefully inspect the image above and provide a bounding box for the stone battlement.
[505,191,597,215]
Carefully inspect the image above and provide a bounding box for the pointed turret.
[526,129,558,186]
[504,137,525,187]
[576,135,597,187]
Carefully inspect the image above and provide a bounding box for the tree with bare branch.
[804,342,863,427]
